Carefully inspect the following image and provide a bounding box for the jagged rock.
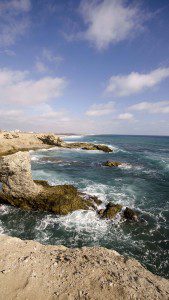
[103,161,122,167]
[98,203,122,219]
[123,207,139,221]
[0,152,95,214]
[37,134,62,146]
[60,142,113,153]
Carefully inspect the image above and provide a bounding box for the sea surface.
[0,135,169,278]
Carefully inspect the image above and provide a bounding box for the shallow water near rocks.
[0,135,169,278]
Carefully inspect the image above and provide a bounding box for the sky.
[0,0,169,135]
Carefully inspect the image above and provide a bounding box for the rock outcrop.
[0,151,139,219]
[0,131,113,156]
[0,151,41,199]
[103,161,122,167]
[0,152,98,214]
[98,203,122,219]
[0,235,168,300]
[60,142,113,152]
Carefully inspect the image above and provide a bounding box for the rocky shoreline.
[0,131,169,299]
[0,132,112,156]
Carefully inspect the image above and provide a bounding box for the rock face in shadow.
[98,203,122,219]
[123,207,139,221]
[37,134,62,146]
[0,152,96,214]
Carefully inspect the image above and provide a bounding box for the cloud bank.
[129,101,169,114]
[106,67,169,97]
[0,68,67,105]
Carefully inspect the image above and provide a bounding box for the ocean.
[0,135,169,278]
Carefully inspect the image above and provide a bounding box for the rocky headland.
[0,131,112,156]
[0,131,169,299]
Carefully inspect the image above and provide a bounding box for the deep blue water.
[0,135,169,278]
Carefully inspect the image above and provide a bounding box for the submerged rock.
[103,161,122,167]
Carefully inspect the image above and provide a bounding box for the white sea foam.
[107,144,128,153]
[63,135,84,140]
[0,221,5,234]
[36,210,109,237]
[0,205,11,215]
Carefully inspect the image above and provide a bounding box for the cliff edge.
[0,235,168,300]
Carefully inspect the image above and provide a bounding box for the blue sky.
[0,0,169,135]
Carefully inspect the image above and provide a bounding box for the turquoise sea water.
[0,135,169,278]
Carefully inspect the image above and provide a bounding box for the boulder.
[103,161,122,167]
[123,207,139,221]
[98,203,122,219]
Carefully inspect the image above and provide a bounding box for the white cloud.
[129,101,169,114]
[79,0,142,50]
[0,0,31,47]
[106,67,169,97]
[0,68,67,105]
[117,113,133,120]
[86,101,115,116]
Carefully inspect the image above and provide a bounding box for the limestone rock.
[0,151,41,199]
[0,235,168,300]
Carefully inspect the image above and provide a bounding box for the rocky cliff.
[0,235,168,300]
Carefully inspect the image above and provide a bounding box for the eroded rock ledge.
[0,235,168,300]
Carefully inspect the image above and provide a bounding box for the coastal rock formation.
[37,133,62,146]
[98,203,122,219]
[0,131,113,156]
[123,207,139,221]
[0,152,97,214]
[0,152,139,219]
[0,235,168,300]
[61,142,113,153]
[98,203,139,221]
[0,151,41,199]
[103,161,122,167]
